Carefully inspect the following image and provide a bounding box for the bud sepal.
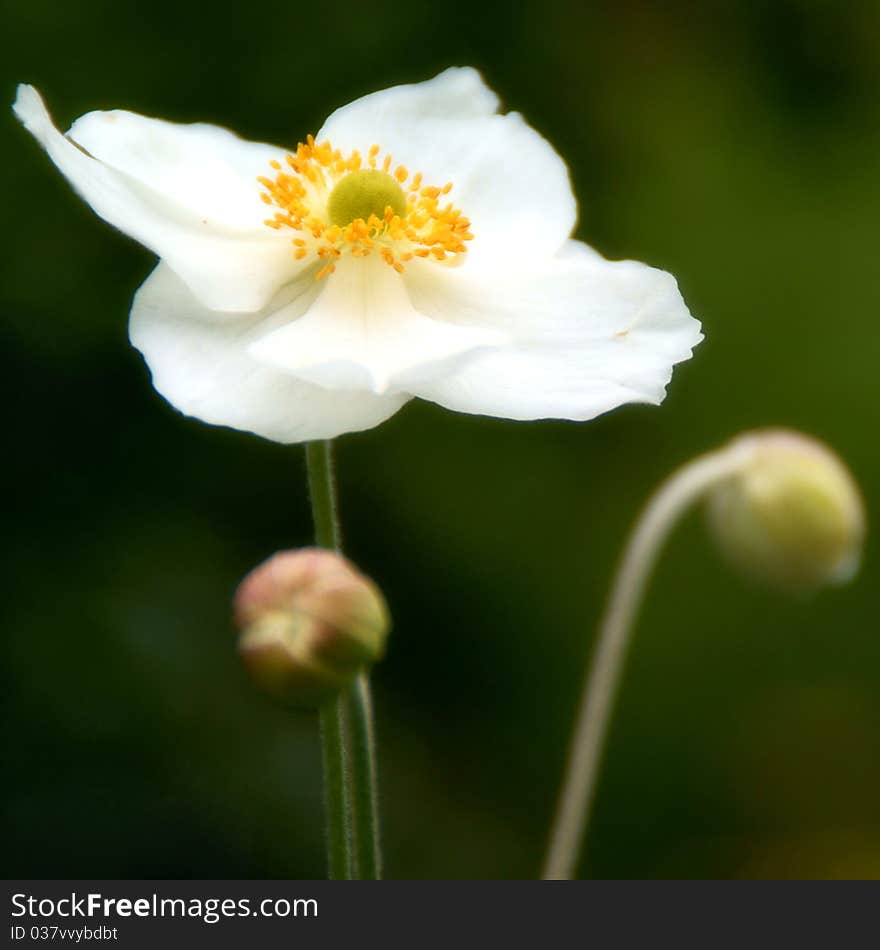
[707,430,866,593]
[234,548,390,707]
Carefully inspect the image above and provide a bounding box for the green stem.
[306,440,383,880]
[318,701,350,879]
[306,440,350,880]
[306,440,341,551]
[347,672,383,879]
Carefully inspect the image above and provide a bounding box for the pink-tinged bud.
[234,548,390,707]
[707,430,866,593]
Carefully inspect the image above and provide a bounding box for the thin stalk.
[306,440,350,880]
[347,672,383,879]
[306,439,383,880]
[318,701,350,879]
[542,444,754,880]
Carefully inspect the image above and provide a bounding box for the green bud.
[327,169,407,227]
[234,548,390,707]
[707,430,866,593]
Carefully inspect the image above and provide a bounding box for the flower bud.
[234,548,390,706]
[707,430,866,592]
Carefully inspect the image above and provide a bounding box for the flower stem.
[305,440,383,880]
[306,440,342,552]
[541,444,754,880]
[306,440,351,880]
[318,700,350,879]
[347,672,383,879]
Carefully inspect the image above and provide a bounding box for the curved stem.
[541,444,754,880]
[306,440,383,880]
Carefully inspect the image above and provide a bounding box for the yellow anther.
[258,137,472,277]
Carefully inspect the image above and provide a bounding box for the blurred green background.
[3,0,879,879]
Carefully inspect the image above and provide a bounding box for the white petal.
[317,70,576,271]
[319,67,500,125]
[14,84,298,313]
[247,255,508,394]
[404,241,703,420]
[68,108,283,231]
[129,264,409,443]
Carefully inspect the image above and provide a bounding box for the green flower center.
[327,170,408,227]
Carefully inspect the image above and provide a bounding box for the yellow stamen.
[258,138,472,279]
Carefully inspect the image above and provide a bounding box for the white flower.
[13,68,702,444]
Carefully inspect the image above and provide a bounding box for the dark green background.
[3,0,878,879]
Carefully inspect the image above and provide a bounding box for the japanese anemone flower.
[13,68,702,443]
